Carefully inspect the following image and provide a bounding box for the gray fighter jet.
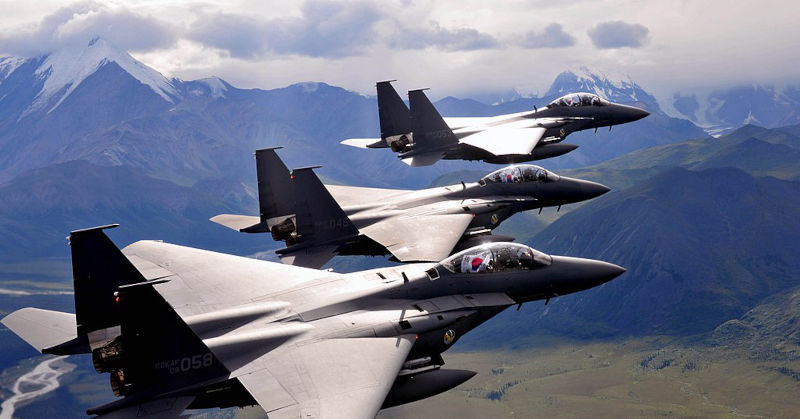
[1,225,625,418]
[341,81,650,166]
[211,148,610,268]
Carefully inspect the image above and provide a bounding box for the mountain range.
[1,37,798,342]
[458,124,800,346]
[0,38,709,191]
[673,85,800,133]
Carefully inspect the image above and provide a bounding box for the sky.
[1,0,798,103]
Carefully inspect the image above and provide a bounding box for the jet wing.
[460,126,546,157]
[239,335,415,419]
[120,241,415,418]
[443,116,491,130]
[122,240,335,317]
[325,184,409,208]
[361,213,474,262]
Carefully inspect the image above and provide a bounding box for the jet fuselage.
[339,170,609,234]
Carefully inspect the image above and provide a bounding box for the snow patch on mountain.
[197,77,228,99]
[28,37,177,114]
[0,56,26,80]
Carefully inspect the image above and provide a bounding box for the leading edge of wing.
[238,335,415,419]
[121,240,334,316]
[460,126,546,157]
[325,184,409,208]
[361,213,475,262]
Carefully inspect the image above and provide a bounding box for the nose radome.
[593,261,626,284]
[629,106,650,121]
[547,256,626,294]
[578,179,611,200]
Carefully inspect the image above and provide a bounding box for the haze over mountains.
[0,37,713,189]
[1,35,800,416]
[1,37,798,343]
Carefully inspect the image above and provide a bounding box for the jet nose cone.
[549,256,626,294]
[615,104,650,123]
[593,261,627,284]
[578,179,611,200]
[630,107,650,122]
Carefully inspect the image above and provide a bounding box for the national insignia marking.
[444,329,456,345]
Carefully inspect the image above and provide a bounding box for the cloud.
[188,1,383,59]
[520,23,576,49]
[0,2,179,57]
[389,23,499,51]
[587,21,650,49]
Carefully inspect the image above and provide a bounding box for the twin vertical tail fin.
[398,89,459,166]
[377,80,413,152]
[1,224,144,355]
[71,224,146,337]
[276,167,358,268]
[91,283,228,402]
[210,147,298,242]
[251,147,297,242]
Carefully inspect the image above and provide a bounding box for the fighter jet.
[341,81,650,166]
[211,148,610,268]
[1,224,625,418]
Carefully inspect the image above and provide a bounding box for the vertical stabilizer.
[291,167,358,244]
[276,167,358,268]
[254,147,294,228]
[70,224,145,337]
[377,81,412,152]
[401,89,458,165]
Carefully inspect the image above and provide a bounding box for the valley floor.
[378,336,800,419]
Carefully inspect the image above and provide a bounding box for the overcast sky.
[1,0,798,103]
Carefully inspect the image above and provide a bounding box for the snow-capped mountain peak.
[196,77,228,99]
[29,36,177,113]
[546,66,659,111]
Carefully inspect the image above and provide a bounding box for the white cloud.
[0,0,798,102]
[520,23,576,49]
[0,2,179,56]
[587,21,650,49]
[188,1,384,58]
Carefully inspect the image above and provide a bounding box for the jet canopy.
[479,164,559,185]
[549,92,609,107]
[440,243,552,274]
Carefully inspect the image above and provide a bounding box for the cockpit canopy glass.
[440,243,552,274]
[479,164,559,185]
[549,92,608,107]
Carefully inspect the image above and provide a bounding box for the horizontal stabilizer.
[400,152,445,167]
[278,244,338,269]
[340,138,387,149]
[1,308,86,354]
[210,214,264,232]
